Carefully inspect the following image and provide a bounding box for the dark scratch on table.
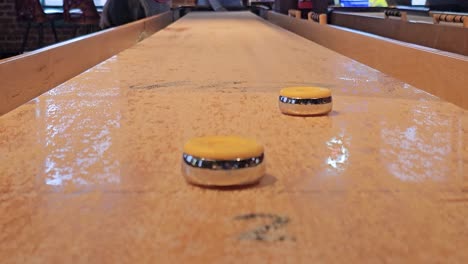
[234,213,296,242]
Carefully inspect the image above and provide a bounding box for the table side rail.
[330,11,468,56]
[0,11,177,116]
[265,11,468,109]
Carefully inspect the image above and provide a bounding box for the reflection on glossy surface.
[38,62,123,187]
[380,104,455,182]
[326,133,350,172]
[0,11,467,263]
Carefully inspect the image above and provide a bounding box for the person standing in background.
[141,0,173,15]
[311,0,328,13]
[100,0,172,29]
[274,0,328,18]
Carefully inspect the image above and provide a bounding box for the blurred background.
[1,0,467,59]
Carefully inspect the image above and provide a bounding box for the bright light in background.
[340,0,426,7]
[44,0,107,5]
[369,0,388,7]
[412,0,426,5]
[340,0,387,7]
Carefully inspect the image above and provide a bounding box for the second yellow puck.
[279,86,333,116]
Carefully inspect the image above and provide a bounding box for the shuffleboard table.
[1,11,467,263]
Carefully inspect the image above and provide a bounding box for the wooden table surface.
[1,11,467,263]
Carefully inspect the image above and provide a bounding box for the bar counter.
[1,11,467,263]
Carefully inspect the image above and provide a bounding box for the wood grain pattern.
[0,11,467,263]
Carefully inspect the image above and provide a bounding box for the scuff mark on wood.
[234,213,295,242]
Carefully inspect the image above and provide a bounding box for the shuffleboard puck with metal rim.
[182,136,265,187]
[279,86,332,116]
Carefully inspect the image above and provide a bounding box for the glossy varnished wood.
[0,12,467,263]
[267,12,468,109]
[0,11,175,116]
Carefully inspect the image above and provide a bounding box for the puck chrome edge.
[278,101,333,116]
[183,153,264,170]
[181,162,266,187]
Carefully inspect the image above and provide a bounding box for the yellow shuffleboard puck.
[279,86,332,116]
[182,136,265,187]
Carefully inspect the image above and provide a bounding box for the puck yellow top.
[280,87,331,99]
[183,136,264,160]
